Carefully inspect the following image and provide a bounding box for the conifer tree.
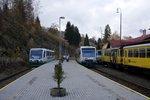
[96,38,102,49]
[103,24,111,43]
[35,16,41,29]
[84,34,90,46]
[65,21,81,46]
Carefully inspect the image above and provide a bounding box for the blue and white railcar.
[29,48,54,67]
[79,46,96,66]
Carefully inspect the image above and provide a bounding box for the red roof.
[109,34,150,48]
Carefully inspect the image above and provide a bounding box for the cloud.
[39,0,150,39]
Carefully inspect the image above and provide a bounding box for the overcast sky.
[38,0,150,39]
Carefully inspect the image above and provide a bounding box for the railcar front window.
[82,48,95,57]
[30,50,43,59]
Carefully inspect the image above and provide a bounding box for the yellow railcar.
[102,49,111,64]
[102,48,119,65]
[123,43,150,69]
[102,43,150,70]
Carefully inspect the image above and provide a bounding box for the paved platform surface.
[0,60,149,100]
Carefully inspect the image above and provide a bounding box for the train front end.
[29,48,46,67]
[80,46,96,67]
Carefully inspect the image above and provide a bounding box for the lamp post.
[59,16,65,60]
[100,27,103,44]
[116,8,122,45]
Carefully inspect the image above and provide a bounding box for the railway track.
[0,68,32,89]
[90,65,150,98]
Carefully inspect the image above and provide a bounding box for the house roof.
[102,43,108,49]
[109,34,150,48]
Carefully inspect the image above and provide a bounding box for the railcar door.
[120,47,123,65]
[112,49,117,64]
[123,49,128,65]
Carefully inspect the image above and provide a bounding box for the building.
[104,30,150,48]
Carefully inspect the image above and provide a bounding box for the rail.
[91,66,150,98]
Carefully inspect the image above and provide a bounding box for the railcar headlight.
[39,60,43,63]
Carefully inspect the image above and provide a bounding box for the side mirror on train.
[50,62,67,97]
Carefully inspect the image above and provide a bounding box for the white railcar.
[79,46,96,66]
[29,48,54,67]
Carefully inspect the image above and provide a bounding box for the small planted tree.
[50,62,66,97]
[54,63,64,89]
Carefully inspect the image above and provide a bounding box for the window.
[140,49,145,58]
[134,49,138,57]
[82,48,95,57]
[128,50,132,57]
[43,51,45,57]
[104,51,106,56]
[118,50,120,57]
[120,49,123,57]
[46,51,49,56]
[30,50,43,59]
[97,51,101,55]
[105,51,108,56]
[125,50,127,57]
[108,51,111,56]
[147,48,150,58]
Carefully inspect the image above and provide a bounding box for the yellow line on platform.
[0,70,33,91]
[78,63,150,100]
[106,76,150,100]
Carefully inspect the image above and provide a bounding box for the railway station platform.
[0,60,149,100]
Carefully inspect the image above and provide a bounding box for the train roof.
[30,48,54,52]
[103,33,150,48]
[124,43,150,48]
[80,46,96,49]
[96,49,102,51]
[102,47,119,50]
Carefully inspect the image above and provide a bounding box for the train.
[77,42,150,71]
[96,50,102,63]
[29,48,55,67]
[78,46,96,67]
[102,43,150,70]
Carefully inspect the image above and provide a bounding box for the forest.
[0,0,73,74]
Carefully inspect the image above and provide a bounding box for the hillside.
[0,0,72,76]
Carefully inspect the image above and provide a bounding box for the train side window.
[118,50,120,57]
[134,49,138,57]
[49,51,51,57]
[43,51,45,57]
[120,49,123,57]
[46,51,49,56]
[147,48,150,58]
[128,50,132,57]
[107,52,109,56]
[140,49,145,58]
[109,51,111,56]
[105,51,107,56]
[98,51,101,55]
[125,50,127,57]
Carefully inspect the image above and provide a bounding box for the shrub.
[53,63,65,89]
